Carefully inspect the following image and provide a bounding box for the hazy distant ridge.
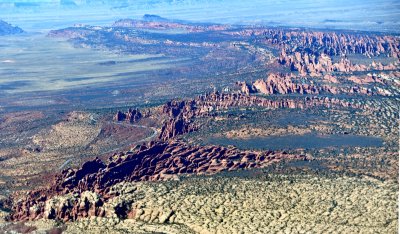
[0,20,24,35]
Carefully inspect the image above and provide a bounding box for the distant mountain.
[142,14,170,22]
[0,20,24,35]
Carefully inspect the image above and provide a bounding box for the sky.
[1,0,399,32]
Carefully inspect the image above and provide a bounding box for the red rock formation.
[278,50,376,76]
[9,141,306,221]
[158,115,197,141]
[347,74,384,85]
[162,100,198,119]
[156,91,370,141]
[7,92,374,222]
[109,89,372,144]
[239,73,374,96]
[236,81,256,95]
[252,73,331,95]
[174,91,366,116]
[229,28,399,58]
[323,74,339,83]
[114,108,142,123]
[263,29,400,58]
[260,28,400,76]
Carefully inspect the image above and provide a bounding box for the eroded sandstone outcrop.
[195,91,365,111]
[114,108,142,123]
[9,140,306,221]
[263,29,400,58]
[156,91,366,141]
[158,115,197,141]
[260,28,400,76]
[279,51,398,77]
[238,73,375,96]
[253,73,326,95]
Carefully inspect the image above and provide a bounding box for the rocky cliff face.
[9,140,306,221]
[113,108,143,123]
[158,99,206,141]
[158,116,197,141]
[236,81,256,95]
